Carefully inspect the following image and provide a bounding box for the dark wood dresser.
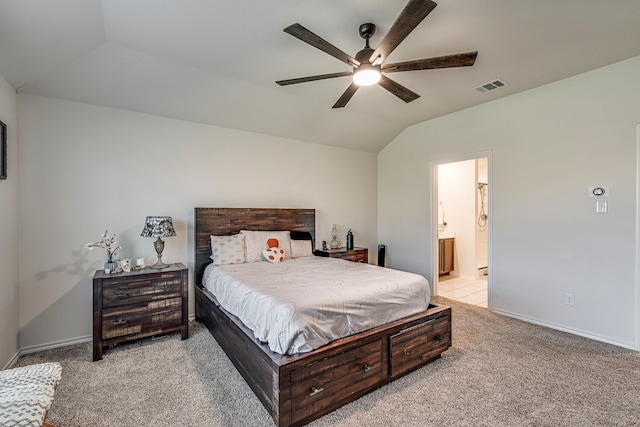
[314,247,368,263]
[92,263,188,361]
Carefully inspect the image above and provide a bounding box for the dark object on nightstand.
[377,244,386,267]
[346,229,354,250]
[92,263,188,361]
[314,247,368,263]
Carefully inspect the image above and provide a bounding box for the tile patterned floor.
[437,274,488,308]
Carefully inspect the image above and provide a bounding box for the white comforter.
[203,256,431,355]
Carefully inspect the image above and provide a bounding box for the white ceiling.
[2,0,640,153]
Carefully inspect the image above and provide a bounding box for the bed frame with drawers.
[194,207,451,427]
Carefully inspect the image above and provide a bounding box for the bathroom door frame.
[430,150,493,308]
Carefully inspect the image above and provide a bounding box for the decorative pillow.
[241,230,291,263]
[291,239,313,258]
[262,238,286,263]
[210,234,246,266]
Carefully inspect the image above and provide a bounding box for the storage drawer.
[389,314,451,377]
[102,297,182,342]
[291,340,382,423]
[102,273,182,308]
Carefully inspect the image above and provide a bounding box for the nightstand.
[314,247,368,263]
[92,263,188,361]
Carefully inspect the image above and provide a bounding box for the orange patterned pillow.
[262,238,285,263]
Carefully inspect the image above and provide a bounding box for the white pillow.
[210,234,246,266]
[241,230,291,263]
[291,239,313,258]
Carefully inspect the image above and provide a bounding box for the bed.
[194,208,451,427]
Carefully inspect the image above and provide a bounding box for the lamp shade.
[140,216,176,238]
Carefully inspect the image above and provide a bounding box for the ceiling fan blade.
[276,71,353,86]
[382,51,478,73]
[377,75,420,103]
[332,82,359,108]
[284,23,360,67]
[369,0,437,65]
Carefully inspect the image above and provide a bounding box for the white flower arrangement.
[85,230,121,262]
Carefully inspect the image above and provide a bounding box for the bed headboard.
[194,208,315,286]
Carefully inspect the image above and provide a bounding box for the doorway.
[432,153,491,308]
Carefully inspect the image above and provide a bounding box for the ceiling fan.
[275,0,478,108]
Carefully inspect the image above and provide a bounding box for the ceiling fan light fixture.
[277,1,477,107]
[353,65,381,86]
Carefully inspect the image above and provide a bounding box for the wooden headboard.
[194,208,315,286]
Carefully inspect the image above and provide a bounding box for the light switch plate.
[596,200,608,213]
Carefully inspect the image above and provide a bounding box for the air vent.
[474,79,508,93]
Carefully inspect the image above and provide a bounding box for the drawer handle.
[436,334,446,341]
[113,319,126,325]
[309,386,324,397]
[403,349,410,356]
[363,364,371,372]
[115,290,140,297]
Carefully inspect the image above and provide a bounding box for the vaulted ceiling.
[2,0,640,153]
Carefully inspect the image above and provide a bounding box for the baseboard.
[9,317,197,365]
[3,351,20,370]
[19,334,92,356]
[491,308,637,351]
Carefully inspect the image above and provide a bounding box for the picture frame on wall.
[0,120,6,180]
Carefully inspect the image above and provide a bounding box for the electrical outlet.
[564,293,575,306]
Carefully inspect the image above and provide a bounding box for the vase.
[104,261,118,272]
[104,255,118,272]
[330,224,340,249]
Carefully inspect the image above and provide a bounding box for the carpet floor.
[15,297,640,426]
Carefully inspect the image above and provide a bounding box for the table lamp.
[140,216,176,269]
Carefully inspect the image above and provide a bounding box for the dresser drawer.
[102,297,182,342]
[291,340,382,423]
[102,272,182,308]
[93,263,188,361]
[314,248,368,263]
[389,314,451,377]
[334,251,366,263]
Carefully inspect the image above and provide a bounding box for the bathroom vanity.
[438,237,454,275]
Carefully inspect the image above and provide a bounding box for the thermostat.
[588,186,609,197]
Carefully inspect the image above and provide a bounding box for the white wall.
[0,73,19,368]
[17,94,378,350]
[379,55,640,349]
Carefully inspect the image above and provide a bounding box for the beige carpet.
[15,297,640,426]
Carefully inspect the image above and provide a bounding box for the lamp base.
[149,237,170,269]
[148,260,171,269]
